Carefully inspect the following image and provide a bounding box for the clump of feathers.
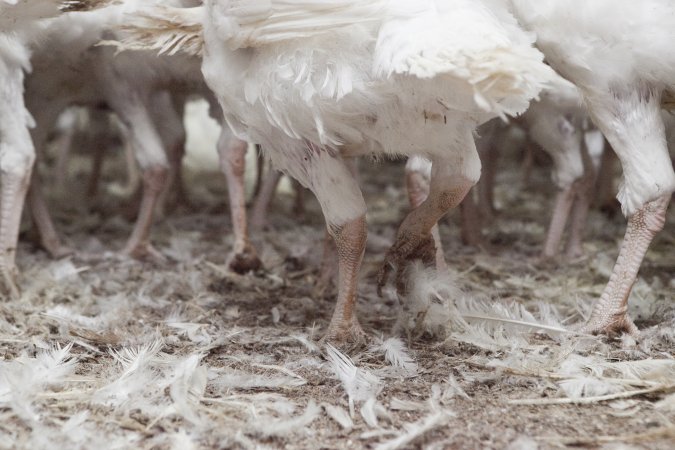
[398,263,570,350]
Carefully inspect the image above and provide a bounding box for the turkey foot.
[582,305,639,338]
[123,241,166,263]
[582,195,669,337]
[227,243,262,274]
[41,239,74,260]
[321,314,367,351]
[377,226,437,296]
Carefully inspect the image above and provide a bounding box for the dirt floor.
[1,139,674,449]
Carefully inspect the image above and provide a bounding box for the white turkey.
[407,77,606,264]
[121,0,556,345]
[520,77,606,260]
[509,0,675,336]
[0,0,89,297]
[0,1,262,296]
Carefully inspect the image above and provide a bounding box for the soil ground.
[1,141,673,450]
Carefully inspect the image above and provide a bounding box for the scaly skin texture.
[322,215,367,349]
[565,178,593,260]
[0,172,32,299]
[217,132,262,274]
[405,169,447,270]
[379,177,473,295]
[583,195,670,337]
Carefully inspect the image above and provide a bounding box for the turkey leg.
[583,195,669,336]
[217,131,261,273]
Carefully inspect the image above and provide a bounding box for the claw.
[582,308,640,339]
[123,242,166,264]
[320,315,368,351]
[376,259,394,297]
[377,232,436,296]
[227,246,262,274]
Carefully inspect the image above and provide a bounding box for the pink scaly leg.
[122,166,168,260]
[152,92,189,217]
[314,158,359,296]
[405,158,447,270]
[274,143,368,346]
[542,187,575,260]
[250,166,282,233]
[323,214,367,346]
[0,172,31,299]
[217,131,261,273]
[28,174,73,259]
[476,121,500,220]
[299,147,367,347]
[0,67,35,298]
[106,87,169,260]
[565,131,601,260]
[564,180,593,260]
[581,87,674,336]
[583,195,669,336]
[380,129,479,294]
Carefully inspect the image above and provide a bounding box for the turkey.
[520,77,606,260]
[0,1,261,296]
[408,76,606,264]
[510,0,675,336]
[0,0,91,297]
[121,0,556,345]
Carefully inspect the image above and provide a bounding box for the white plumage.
[186,0,554,343]
[0,0,262,296]
[0,0,76,297]
[510,0,675,216]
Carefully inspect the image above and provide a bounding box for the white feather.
[370,337,418,377]
[374,410,453,450]
[167,354,207,425]
[249,400,321,437]
[322,403,353,430]
[324,344,382,417]
[0,343,77,423]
